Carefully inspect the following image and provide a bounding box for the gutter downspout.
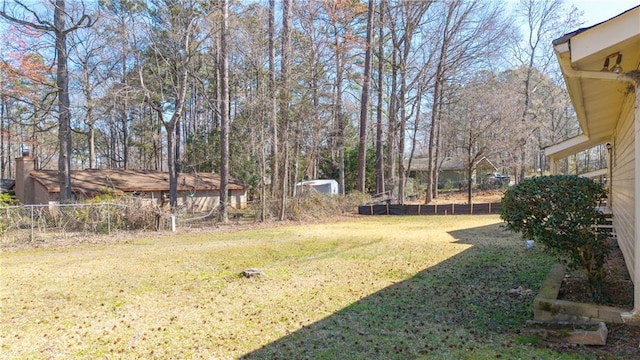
[622,78,640,324]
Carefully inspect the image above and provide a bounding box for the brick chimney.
[15,148,35,205]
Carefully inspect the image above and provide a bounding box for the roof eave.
[544,134,609,160]
[550,6,640,159]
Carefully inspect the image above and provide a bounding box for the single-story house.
[408,156,499,188]
[12,152,248,211]
[545,5,639,323]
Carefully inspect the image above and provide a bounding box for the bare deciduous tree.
[1,0,94,202]
[356,0,374,193]
[278,0,292,220]
[218,0,230,223]
[137,0,209,208]
[424,0,513,204]
[511,0,581,182]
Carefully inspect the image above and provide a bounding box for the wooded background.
[0,0,609,219]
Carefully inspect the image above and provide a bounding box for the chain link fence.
[0,195,365,248]
[0,202,264,247]
[175,201,262,229]
[0,203,159,246]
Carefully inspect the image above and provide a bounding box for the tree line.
[0,0,595,219]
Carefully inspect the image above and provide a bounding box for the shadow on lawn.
[242,222,554,359]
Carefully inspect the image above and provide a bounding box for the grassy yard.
[0,215,600,359]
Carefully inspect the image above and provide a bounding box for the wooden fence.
[358,202,502,216]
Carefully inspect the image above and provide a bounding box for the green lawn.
[1,215,597,359]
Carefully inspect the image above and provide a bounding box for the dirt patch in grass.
[415,189,505,205]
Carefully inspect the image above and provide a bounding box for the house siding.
[34,181,54,205]
[27,184,243,214]
[122,190,222,213]
[612,93,636,284]
[230,189,247,209]
[178,190,219,212]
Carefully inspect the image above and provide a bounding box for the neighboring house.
[545,5,640,323]
[0,179,13,192]
[408,156,499,188]
[12,152,248,211]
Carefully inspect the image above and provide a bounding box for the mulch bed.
[558,243,633,308]
[549,243,640,358]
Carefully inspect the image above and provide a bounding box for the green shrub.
[0,191,18,206]
[500,175,609,301]
[0,192,17,235]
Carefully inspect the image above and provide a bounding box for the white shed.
[295,179,339,196]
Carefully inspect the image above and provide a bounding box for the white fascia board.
[571,8,640,62]
[579,168,608,178]
[554,41,570,55]
[544,134,609,160]
[545,134,589,157]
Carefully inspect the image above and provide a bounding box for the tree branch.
[0,1,54,31]
[63,14,94,35]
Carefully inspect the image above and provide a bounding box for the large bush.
[286,191,371,221]
[500,175,610,300]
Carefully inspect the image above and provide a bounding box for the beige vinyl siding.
[230,189,247,209]
[611,95,636,283]
[180,190,220,212]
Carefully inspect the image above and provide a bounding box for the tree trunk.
[88,124,95,168]
[337,66,345,195]
[54,0,73,202]
[426,32,448,204]
[166,120,177,207]
[219,0,230,223]
[278,0,292,220]
[292,118,301,196]
[375,0,385,195]
[467,136,473,204]
[268,0,279,198]
[311,67,320,179]
[397,24,415,205]
[433,101,442,200]
[357,0,374,194]
[334,33,345,195]
[398,68,406,205]
[121,44,129,169]
[387,43,398,198]
[155,111,162,171]
[260,117,267,221]
[175,116,182,174]
[406,84,423,194]
[425,75,441,205]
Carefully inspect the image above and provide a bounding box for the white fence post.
[107,203,111,235]
[30,205,34,242]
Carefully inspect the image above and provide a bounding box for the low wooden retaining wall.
[358,202,501,215]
